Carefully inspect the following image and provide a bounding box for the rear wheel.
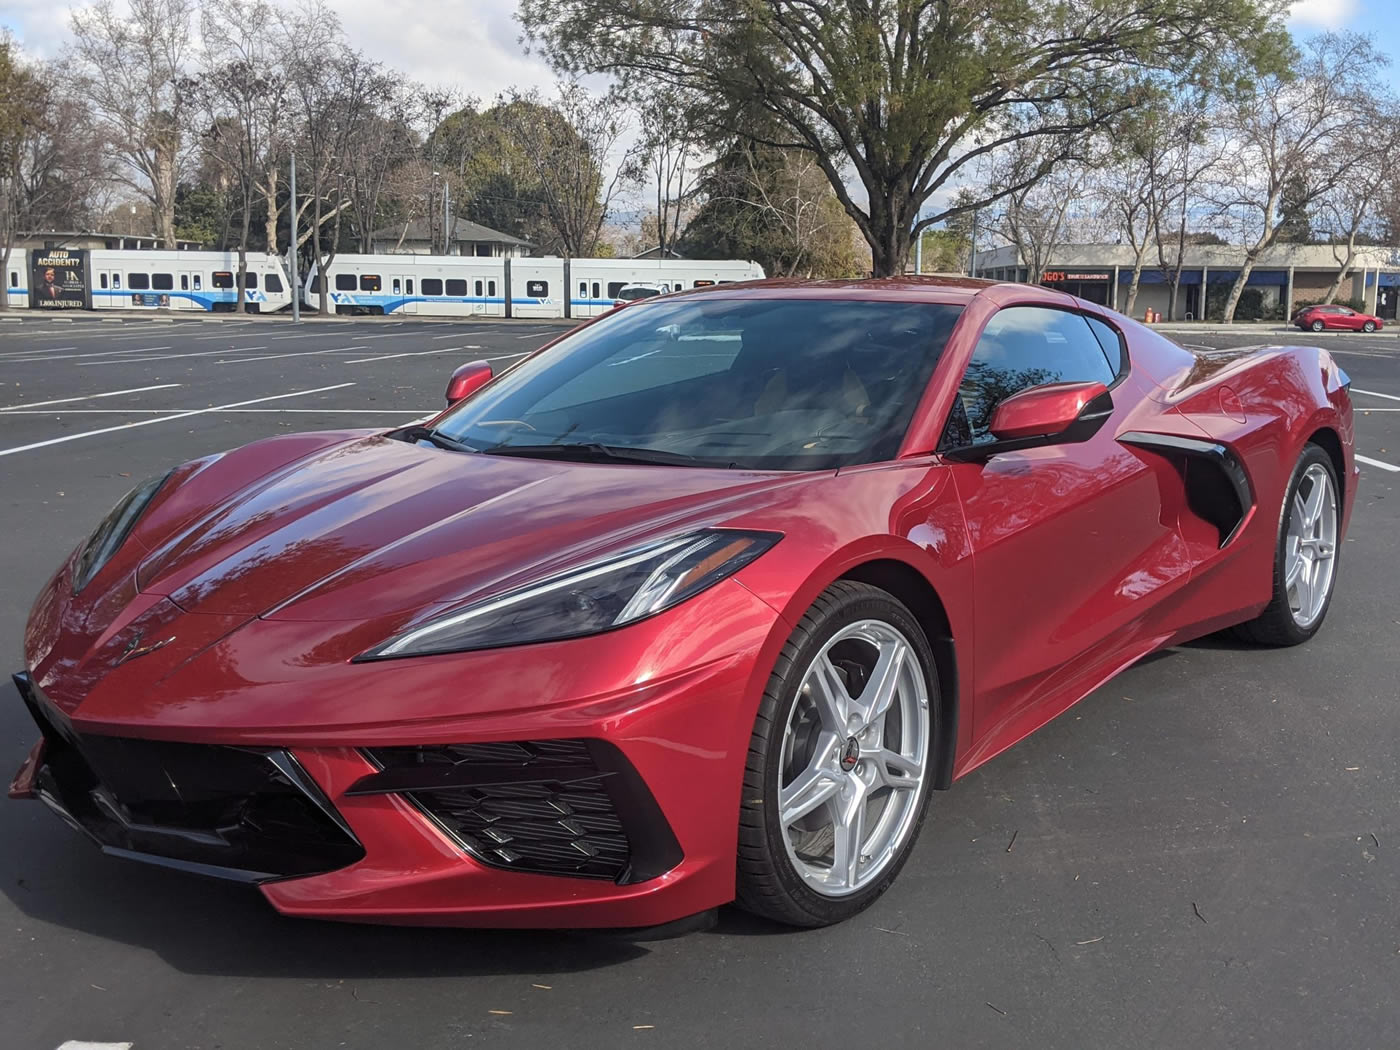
[1310,319,1325,332]
[1234,444,1340,646]
[735,581,937,927]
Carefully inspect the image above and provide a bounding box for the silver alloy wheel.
[777,620,929,897]
[1311,320,1325,332]
[1285,462,1338,629]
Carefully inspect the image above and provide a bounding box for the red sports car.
[1294,304,1384,333]
[10,278,1356,930]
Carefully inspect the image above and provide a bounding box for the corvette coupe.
[10,277,1355,930]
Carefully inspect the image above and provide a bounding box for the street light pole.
[444,180,451,256]
[289,151,300,323]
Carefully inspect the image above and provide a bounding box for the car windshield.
[617,287,659,301]
[433,297,962,470]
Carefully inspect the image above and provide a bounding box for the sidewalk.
[1154,320,1400,337]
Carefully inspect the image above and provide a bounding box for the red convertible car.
[10,278,1355,930]
[1293,304,1384,333]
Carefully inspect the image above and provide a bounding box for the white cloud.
[1289,0,1359,29]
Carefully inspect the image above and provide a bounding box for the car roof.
[660,274,1068,307]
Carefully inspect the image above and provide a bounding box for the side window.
[445,278,467,296]
[945,307,1117,447]
[1084,316,1125,377]
[526,279,548,297]
[335,273,356,291]
[265,273,283,293]
[113,273,122,288]
[422,278,443,296]
[128,273,150,290]
[7,272,15,288]
[212,271,233,289]
[607,281,626,298]
[392,278,401,294]
[578,281,588,297]
[246,272,259,290]
[592,282,600,298]
[180,274,189,290]
[405,278,413,294]
[99,273,109,289]
[193,274,202,290]
[488,280,496,296]
[359,274,380,292]
[152,273,173,290]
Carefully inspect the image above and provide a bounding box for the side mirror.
[444,360,493,406]
[988,380,1110,441]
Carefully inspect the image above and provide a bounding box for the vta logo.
[116,631,175,665]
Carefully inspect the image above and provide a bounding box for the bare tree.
[343,83,422,254]
[1316,113,1400,304]
[988,141,1090,285]
[496,82,642,256]
[1212,33,1383,323]
[68,0,194,248]
[637,90,701,256]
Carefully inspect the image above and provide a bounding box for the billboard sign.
[30,249,89,309]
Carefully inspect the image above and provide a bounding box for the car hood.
[134,433,806,621]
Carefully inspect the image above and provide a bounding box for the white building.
[365,218,533,258]
[974,242,1400,321]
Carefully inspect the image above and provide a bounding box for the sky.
[3,0,1397,101]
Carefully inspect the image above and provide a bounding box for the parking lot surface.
[0,314,1397,1049]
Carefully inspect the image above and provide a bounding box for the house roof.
[370,217,534,248]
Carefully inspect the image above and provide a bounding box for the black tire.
[734,580,938,927]
[1233,443,1340,646]
[1311,319,1325,332]
[1363,320,1376,333]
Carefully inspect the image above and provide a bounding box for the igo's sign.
[30,249,90,309]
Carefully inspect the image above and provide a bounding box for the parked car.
[1293,304,1384,333]
[12,277,1356,931]
[612,283,664,308]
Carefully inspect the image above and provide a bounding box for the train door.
[391,274,417,314]
[94,267,123,308]
[574,274,606,318]
[177,269,203,310]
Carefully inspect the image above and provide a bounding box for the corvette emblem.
[116,632,175,665]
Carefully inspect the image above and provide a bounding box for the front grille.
[17,674,364,882]
[357,739,682,884]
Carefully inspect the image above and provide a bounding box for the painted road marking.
[78,346,267,366]
[1353,388,1400,403]
[0,407,421,414]
[0,383,355,458]
[1356,454,1400,473]
[222,346,368,363]
[345,344,491,364]
[0,384,181,411]
[0,346,78,357]
[0,346,173,363]
[56,1041,134,1049]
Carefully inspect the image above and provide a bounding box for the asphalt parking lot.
[0,313,1397,1050]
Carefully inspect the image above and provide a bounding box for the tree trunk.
[314,188,328,315]
[1221,254,1259,323]
[263,166,279,254]
[1322,235,1360,303]
[0,240,12,312]
[1124,251,1147,317]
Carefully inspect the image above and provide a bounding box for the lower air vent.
[354,739,682,884]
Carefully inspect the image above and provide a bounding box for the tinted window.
[1084,316,1125,377]
[422,278,443,296]
[99,273,108,289]
[152,273,173,290]
[265,273,283,292]
[434,298,963,471]
[446,279,467,296]
[607,281,626,298]
[180,274,188,290]
[527,280,549,297]
[360,274,380,292]
[405,279,414,294]
[488,280,496,296]
[193,274,201,290]
[128,273,150,290]
[335,274,356,291]
[213,271,233,289]
[8,272,16,287]
[945,307,1116,447]
[245,271,258,290]
[475,280,484,296]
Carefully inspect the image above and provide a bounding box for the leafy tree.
[520,0,1292,276]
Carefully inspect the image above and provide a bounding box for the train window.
[99,273,108,289]
[405,279,414,294]
[335,274,356,291]
[8,272,16,287]
[128,273,150,290]
[213,272,234,289]
[475,280,483,296]
[578,281,587,297]
[193,275,202,290]
[308,275,322,293]
[360,274,381,292]
[265,273,283,293]
[607,282,626,298]
[246,272,258,290]
[422,278,443,296]
[152,273,173,290]
[446,279,467,296]
[392,278,401,294]
[488,280,496,296]
[592,282,601,298]
[527,280,549,297]
[694,280,715,287]
[180,275,189,290]
[113,273,121,288]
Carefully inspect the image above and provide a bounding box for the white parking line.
[78,346,266,366]
[221,346,367,363]
[0,346,77,357]
[56,1041,134,1049]
[1353,388,1400,402]
[267,330,340,340]
[0,382,355,458]
[0,384,181,411]
[0,346,171,363]
[345,344,488,364]
[1356,454,1400,473]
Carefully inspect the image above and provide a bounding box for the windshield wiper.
[395,424,478,454]
[479,441,701,466]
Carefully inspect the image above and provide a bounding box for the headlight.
[71,472,171,593]
[359,529,780,659]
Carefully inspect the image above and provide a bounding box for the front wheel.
[1363,320,1377,333]
[735,581,937,927]
[1311,319,1325,332]
[1234,444,1340,645]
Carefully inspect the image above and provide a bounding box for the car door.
[938,305,1191,752]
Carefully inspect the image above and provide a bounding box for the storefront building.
[973,243,1400,321]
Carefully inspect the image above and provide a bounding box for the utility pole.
[289,151,300,323]
[444,180,452,256]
